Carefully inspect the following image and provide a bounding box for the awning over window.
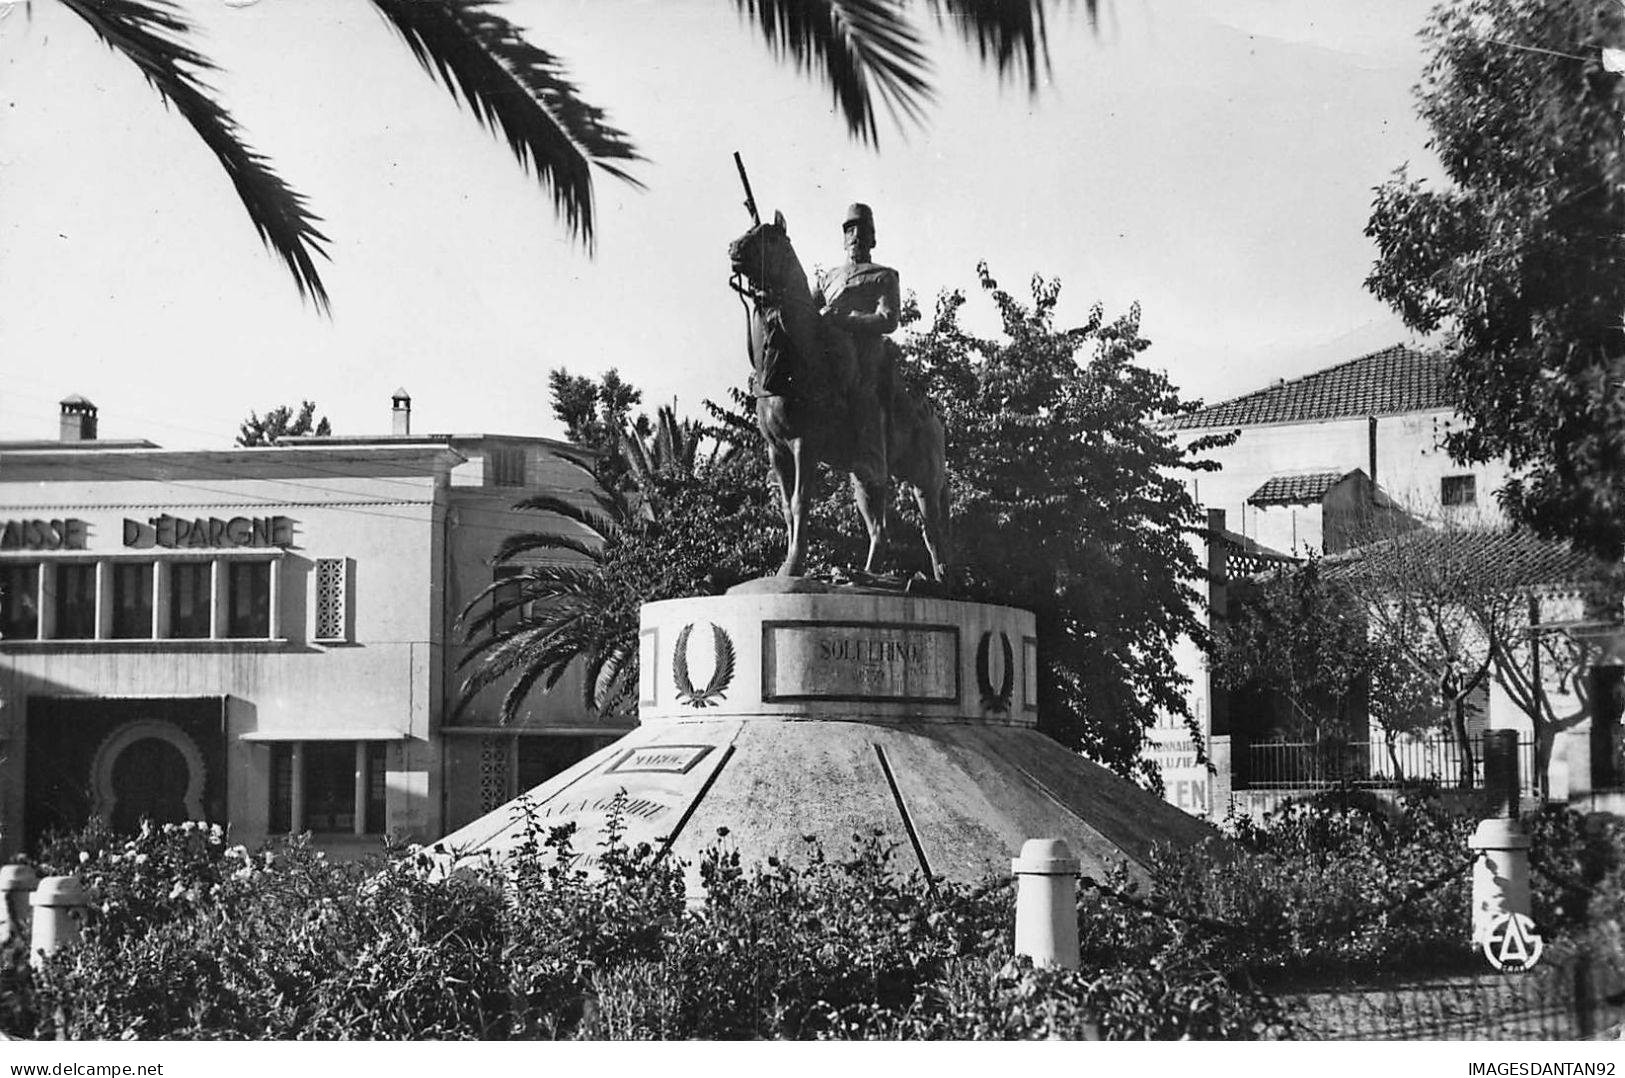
[239,730,411,742]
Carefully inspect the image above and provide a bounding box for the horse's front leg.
[771,438,810,576]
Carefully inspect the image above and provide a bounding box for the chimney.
[59,395,98,442]
[391,388,411,436]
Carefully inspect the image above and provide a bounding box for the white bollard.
[0,863,38,946]
[1012,838,1080,970]
[1468,817,1531,947]
[29,875,89,967]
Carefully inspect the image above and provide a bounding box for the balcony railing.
[1238,735,1537,792]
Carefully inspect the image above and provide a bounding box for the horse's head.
[728,210,802,295]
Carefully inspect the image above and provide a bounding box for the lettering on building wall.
[763,621,959,703]
[1148,738,1210,814]
[123,515,295,549]
[0,518,88,551]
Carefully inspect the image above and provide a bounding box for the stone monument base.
[435,587,1216,884]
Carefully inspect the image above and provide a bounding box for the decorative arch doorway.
[90,720,208,831]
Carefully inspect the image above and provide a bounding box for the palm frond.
[507,493,627,542]
[923,0,1075,93]
[492,531,606,565]
[582,635,636,712]
[61,0,330,310]
[369,0,643,249]
[497,659,557,726]
[734,0,933,144]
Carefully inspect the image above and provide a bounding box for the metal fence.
[1240,736,1538,792]
[1280,951,1625,1040]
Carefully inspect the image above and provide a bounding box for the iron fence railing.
[1239,735,1537,792]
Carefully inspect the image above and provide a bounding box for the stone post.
[0,863,38,945]
[1468,818,1532,946]
[29,875,89,967]
[1481,729,1520,818]
[1469,730,1530,949]
[1012,838,1080,970]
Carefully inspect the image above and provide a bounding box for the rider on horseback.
[812,203,899,407]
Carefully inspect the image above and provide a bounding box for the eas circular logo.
[1482,911,1543,971]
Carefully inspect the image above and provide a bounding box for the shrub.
[0,813,1287,1040]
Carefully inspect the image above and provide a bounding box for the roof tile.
[1169,345,1451,430]
[1248,470,1358,506]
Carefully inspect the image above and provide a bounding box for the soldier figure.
[812,203,900,389]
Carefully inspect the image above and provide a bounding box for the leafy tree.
[53,0,1080,309]
[902,267,1229,784]
[1365,0,1625,559]
[1332,526,1614,797]
[235,400,332,446]
[1209,557,1446,784]
[547,367,651,489]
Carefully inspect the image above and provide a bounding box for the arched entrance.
[90,721,208,830]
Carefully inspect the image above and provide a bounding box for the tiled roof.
[1168,345,1452,430]
[1326,528,1611,593]
[1248,470,1358,507]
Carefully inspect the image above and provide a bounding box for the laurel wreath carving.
[976,631,1014,713]
[673,622,736,708]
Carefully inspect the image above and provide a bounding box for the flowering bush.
[0,808,1283,1041]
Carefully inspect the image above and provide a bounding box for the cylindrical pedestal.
[0,863,39,946]
[29,874,89,966]
[1012,838,1080,970]
[1467,818,1531,946]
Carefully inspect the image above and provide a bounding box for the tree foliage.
[903,267,1226,783]
[56,0,1083,309]
[235,400,331,446]
[1209,559,1438,749]
[1365,0,1625,558]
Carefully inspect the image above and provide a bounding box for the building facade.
[1147,346,1555,817]
[0,395,626,858]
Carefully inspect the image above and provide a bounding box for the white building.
[0,394,626,858]
[1144,345,1620,816]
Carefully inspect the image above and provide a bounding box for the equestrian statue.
[727,195,950,583]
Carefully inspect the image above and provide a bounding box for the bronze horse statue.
[728,212,950,581]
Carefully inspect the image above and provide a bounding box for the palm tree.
[51,0,1081,310]
[455,465,645,724]
[454,411,774,723]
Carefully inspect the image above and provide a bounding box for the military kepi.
[843,203,874,228]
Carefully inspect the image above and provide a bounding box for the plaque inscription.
[762,621,959,703]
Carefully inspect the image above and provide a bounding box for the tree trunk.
[1452,697,1475,789]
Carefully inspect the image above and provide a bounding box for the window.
[168,562,212,638]
[1441,474,1477,507]
[313,558,348,642]
[491,565,527,636]
[269,741,386,835]
[0,563,38,641]
[111,562,154,639]
[225,560,271,638]
[488,447,526,487]
[53,563,97,639]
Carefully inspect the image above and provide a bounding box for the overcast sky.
[0,0,1444,447]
